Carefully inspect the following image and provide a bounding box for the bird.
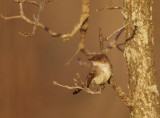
[73,54,112,95]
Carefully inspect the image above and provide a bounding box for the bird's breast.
[91,62,112,85]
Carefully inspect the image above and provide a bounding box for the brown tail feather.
[72,89,82,95]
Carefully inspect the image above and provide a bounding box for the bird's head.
[88,54,109,64]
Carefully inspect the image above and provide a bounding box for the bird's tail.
[72,89,82,95]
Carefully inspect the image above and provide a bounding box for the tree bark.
[123,0,160,117]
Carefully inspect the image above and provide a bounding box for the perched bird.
[73,54,112,95]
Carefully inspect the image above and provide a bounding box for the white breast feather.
[92,61,112,85]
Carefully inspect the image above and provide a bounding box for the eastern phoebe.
[73,54,112,94]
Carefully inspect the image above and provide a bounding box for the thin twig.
[104,22,130,41]
[115,26,137,52]
[96,6,122,12]
[99,28,105,53]
[53,81,101,95]
[65,17,89,65]
[103,22,135,53]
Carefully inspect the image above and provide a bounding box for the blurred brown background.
[0,0,160,118]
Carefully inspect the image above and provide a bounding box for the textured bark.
[123,0,160,117]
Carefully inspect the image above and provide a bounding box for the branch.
[65,18,89,65]
[0,0,90,40]
[104,22,130,41]
[53,81,102,95]
[96,6,122,12]
[108,79,133,107]
[53,78,133,106]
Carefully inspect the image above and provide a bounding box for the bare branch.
[62,0,90,41]
[53,81,102,95]
[96,0,122,12]
[65,18,89,66]
[0,13,21,20]
[53,78,133,104]
[99,28,105,53]
[96,6,122,12]
[0,0,90,40]
[0,2,43,36]
[109,79,133,107]
[104,22,130,41]
[102,22,135,53]
[77,58,90,67]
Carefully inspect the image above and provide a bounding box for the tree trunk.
[123,0,160,117]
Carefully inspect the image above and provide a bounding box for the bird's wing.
[86,66,97,88]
